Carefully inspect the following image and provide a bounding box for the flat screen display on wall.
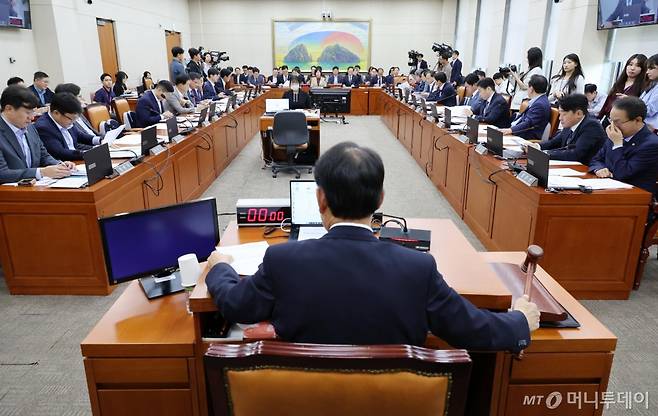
[0,0,31,29]
[598,0,657,29]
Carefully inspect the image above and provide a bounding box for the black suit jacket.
[327,74,343,85]
[282,90,312,110]
[473,93,511,128]
[343,74,362,87]
[540,116,607,165]
[607,0,650,21]
[186,60,204,77]
[34,114,94,161]
[28,85,55,106]
[206,225,530,351]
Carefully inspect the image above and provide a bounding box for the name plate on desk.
[149,144,167,156]
[516,171,539,187]
[114,161,134,176]
[171,135,186,144]
[457,135,470,144]
[475,144,488,155]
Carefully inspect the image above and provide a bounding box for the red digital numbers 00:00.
[246,208,285,223]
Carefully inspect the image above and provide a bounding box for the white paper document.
[216,241,269,275]
[102,125,125,145]
[549,160,583,166]
[548,168,586,177]
[48,176,88,188]
[297,227,328,241]
[113,133,141,146]
[445,105,472,118]
[547,176,633,190]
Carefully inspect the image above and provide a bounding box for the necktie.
[293,93,298,102]
[563,129,575,146]
[464,97,470,106]
[17,129,32,166]
[483,100,490,115]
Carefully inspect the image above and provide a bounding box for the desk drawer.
[98,388,193,415]
[90,358,190,385]
[505,384,599,415]
[510,353,612,382]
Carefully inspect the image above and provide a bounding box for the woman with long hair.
[510,47,544,110]
[141,71,153,91]
[309,67,327,88]
[112,71,129,96]
[640,54,658,132]
[549,53,585,104]
[598,53,647,119]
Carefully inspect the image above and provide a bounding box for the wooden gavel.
[520,245,544,300]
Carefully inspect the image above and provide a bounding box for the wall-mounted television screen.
[598,0,657,29]
[0,0,31,29]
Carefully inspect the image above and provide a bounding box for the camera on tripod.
[199,46,230,65]
[498,65,518,76]
[431,43,453,56]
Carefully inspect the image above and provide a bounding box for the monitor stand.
[139,270,184,299]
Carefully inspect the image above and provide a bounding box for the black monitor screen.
[0,0,31,29]
[598,0,657,29]
[99,199,219,285]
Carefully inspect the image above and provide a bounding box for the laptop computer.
[419,97,428,115]
[526,146,550,187]
[288,180,326,241]
[83,143,113,186]
[265,99,290,115]
[486,127,524,159]
[141,125,158,156]
[197,107,208,128]
[444,107,452,128]
[208,101,217,120]
[430,103,440,120]
[136,85,145,96]
[464,117,479,144]
[165,117,184,142]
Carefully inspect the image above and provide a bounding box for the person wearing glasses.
[35,92,99,161]
[0,86,74,183]
[589,96,658,197]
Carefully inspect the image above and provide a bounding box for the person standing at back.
[186,48,204,77]
[640,54,658,132]
[205,141,540,349]
[170,46,186,83]
[598,54,647,120]
[549,54,585,105]
[502,74,551,140]
[450,50,463,86]
[510,47,544,111]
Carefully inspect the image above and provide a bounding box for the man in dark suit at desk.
[205,141,540,350]
[605,0,650,22]
[203,68,222,100]
[216,68,235,96]
[28,71,55,107]
[501,75,551,140]
[427,72,457,106]
[327,66,343,85]
[589,97,658,197]
[468,78,510,128]
[134,80,175,128]
[343,67,362,87]
[35,92,99,161]
[282,77,312,109]
[0,86,75,183]
[277,65,291,86]
[533,94,606,165]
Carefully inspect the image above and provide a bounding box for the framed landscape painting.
[273,20,371,71]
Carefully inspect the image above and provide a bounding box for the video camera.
[498,65,518,76]
[431,43,453,56]
[198,46,230,65]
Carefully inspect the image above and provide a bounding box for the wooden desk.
[82,219,616,416]
[0,94,267,295]
[380,92,651,299]
[259,111,321,165]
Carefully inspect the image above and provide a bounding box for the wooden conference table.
[81,219,616,416]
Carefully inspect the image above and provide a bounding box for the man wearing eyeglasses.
[0,86,75,183]
[589,96,658,197]
[35,92,100,161]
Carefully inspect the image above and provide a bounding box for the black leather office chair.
[268,111,312,178]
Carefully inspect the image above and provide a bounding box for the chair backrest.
[541,122,552,141]
[112,98,131,124]
[549,107,560,137]
[518,99,529,114]
[122,111,135,130]
[457,86,466,104]
[272,111,309,147]
[85,103,111,132]
[205,341,472,416]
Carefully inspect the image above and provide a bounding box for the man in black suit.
[216,68,235,96]
[282,76,312,109]
[277,65,291,86]
[28,71,55,106]
[327,66,343,85]
[205,142,540,349]
[532,94,606,165]
[606,0,650,22]
[0,86,74,183]
[468,78,511,128]
[416,53,428,71]
[186,48,204,77]
[343,66,361,87]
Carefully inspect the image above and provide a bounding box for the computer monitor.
[197,107,208,128]
[208,101,217,120]
[466,117,479,144]
[266,98,289,113]
[486,127,504,157]
[290,180,322,226]
[140,125,158,156]
[99,198,219,299]
[84,143,113,186]
[526,146,550,187]
[166,117,178,140]
[444,107,452,128]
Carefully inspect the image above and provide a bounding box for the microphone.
[435,92,459,103]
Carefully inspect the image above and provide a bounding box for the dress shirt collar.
[570,117,584,133]
[48,112,71,131]
[485,93,494,104]
[528,94,543,107]
[1,114,25,137]
[330,222,373,232]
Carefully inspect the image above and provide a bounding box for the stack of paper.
[216,241,269,275]
[549,160,583,167]
[547,176,633,190]
[48,176,88,189]
[549,168,586,177]
[445,106,472,118]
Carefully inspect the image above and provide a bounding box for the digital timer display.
[236,203,291,227]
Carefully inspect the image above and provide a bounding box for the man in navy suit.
[605,0,650,23]
[93,73,116,109]
[469,78,510,128]
[428,72,457,106]
[215,68,235,96]
[534,94,606,165]
[589,97,658,197]
[205,142,539,349]
[203,68,223,100]
[450,50,463,86]
[343,66,362,87]
[502,75,551,140]
[134,80,175,128]
[327,66,343,85]
[35,93,100,161]
[28,71,55,106]
[0,86,75,183]
[276,65,291,86]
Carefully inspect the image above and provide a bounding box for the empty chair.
[205,341,472,416]
[85,103,112,133]
[268,111,312,178]
[112,98,131,125]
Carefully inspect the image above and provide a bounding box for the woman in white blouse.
[309,68,327,88]
[549,54,585,104]
[510,47,544,110]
